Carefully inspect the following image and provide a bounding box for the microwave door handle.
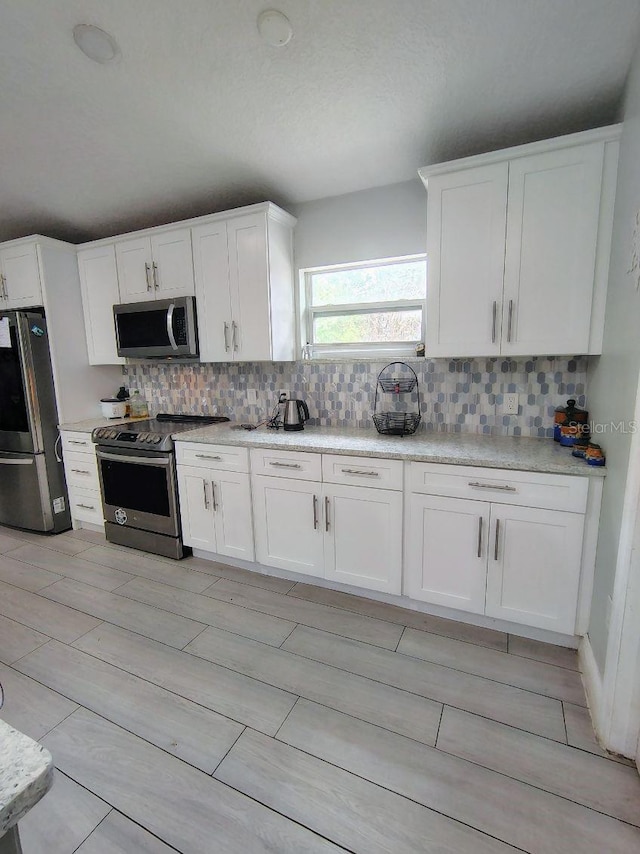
[166,303,178,350]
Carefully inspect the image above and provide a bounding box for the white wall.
[290,179,427,272]
[587,39,640,672]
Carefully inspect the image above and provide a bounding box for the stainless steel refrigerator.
[0,310,71,532]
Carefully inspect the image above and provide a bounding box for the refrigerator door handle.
[15,314,46,454]
[0,456,34,465]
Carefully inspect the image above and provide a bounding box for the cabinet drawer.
[176,442,249,472]
[322,454,403,491]
[407,462,588,513]
[64,451,99,490]
[250,448,322,481]
[68,486,103,525]
[61,431,94,454]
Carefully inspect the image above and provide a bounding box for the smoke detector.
[73,24,120,63]
[257,10,293,47]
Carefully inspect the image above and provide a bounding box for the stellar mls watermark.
[589,421,638,435]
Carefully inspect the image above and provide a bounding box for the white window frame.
[300,254,426,359]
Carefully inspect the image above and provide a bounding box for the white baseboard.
[579,633,605,741]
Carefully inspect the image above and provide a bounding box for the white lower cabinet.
[405,462,589,634]
[486,505,584,633]
[324,483,402,594]
[251,475,324,576]
[61,431,103,530]
[178,464,253,561]
[251,456,403,594]
[406,494,489,614]
[174,445,593,637]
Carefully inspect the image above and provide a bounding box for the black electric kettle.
[283,397,310,431]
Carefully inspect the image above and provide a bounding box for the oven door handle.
[166,303,178,351]
[96,450,171,467]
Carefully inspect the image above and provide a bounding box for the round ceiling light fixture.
[257,9,293,47]
[73,24,120,63]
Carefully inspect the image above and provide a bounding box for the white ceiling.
[2,0,639,243]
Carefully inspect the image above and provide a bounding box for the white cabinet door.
[405,494,489,614]
[228,213,272,361]
[426,164,507,357]
[78,245,124,365]
[212,470,254,561]
[192,220,233,362]
[323,483,402,594]
[0,243,42,309]
[115,236,153,303]
[150,228,195,299]
[486,505,584,633]
[177,465,215,551]
[252,475,323,576]
[502,143,604,356]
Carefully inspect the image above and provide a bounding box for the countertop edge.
[0,723,55,834]
[172,428,606,478]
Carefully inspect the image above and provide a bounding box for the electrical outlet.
[246,389,258,404]
[503,393,519,415]
[278,389,288,402]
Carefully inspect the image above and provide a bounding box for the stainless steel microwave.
[113,297,199,359]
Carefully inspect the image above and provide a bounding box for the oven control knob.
[109,430,118,438]
[152,436,162,444]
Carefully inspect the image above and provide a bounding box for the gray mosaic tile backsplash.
[122,357,587,438]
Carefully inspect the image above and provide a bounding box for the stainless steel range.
[92,413,228,559]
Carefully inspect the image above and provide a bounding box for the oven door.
[96,446,180,538]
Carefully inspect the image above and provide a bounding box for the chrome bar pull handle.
[313,495,318,530]
[491,301,497,343]
[223,322,230,352]
[341,468,380,477]
[145,262,152,291]
[152,261,159,290]
[195,454,222,461]
[270,461,301,469]
[494,519,500,561]
[468,481,516,492]
[325,496,330,532]
[477,517,483,558]
[231,321,238,352]
[507,300,514,342]
[77,503,95,511]
[203,480,210,510]
[211,481,218,512]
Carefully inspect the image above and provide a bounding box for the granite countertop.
[0,720,54,835]
[173,424,605,477]
[59,417,137,433]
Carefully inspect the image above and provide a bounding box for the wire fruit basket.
[372,362,421,436]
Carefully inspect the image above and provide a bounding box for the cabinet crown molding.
[418,123,622,186]
[76,201,297,251]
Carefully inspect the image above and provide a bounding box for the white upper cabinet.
[77,245,124,366]
[420,125,620,357]
[0,242,43,309]
[116,227,194,303]
[502,144,604,356]
[191,220,233,362]
[193,206,296,363]
[425,164,507,357]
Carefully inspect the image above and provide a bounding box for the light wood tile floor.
[0,524,639,854]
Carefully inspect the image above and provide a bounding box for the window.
[301,255,426,357]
